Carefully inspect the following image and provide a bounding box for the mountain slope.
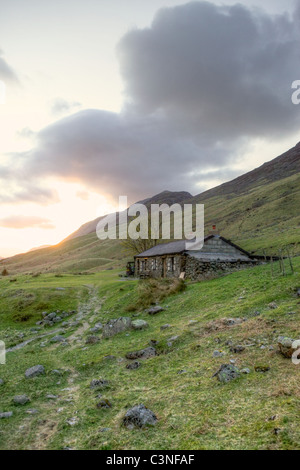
[194,141,300,201]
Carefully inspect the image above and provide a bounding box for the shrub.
[1,268,8,276]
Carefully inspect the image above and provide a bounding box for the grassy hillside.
[0,259,299,450]
[0,235,128,275]
[195,172,300,255]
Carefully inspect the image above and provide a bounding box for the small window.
[152,258,158,270]
[168,257,175,272]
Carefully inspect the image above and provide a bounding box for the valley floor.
[0,259,299,450]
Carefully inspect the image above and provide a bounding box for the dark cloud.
[2,1,300,204]
[117,1,300,139]
[50,98,81,116]
[0,49,18,82]
[0,215,55,229]
[2,109,242,202]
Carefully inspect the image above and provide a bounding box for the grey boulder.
[0,412,13,419]
[126,347,157,361]
[90,379,110,390]
[13,395,30,405]
[147,306,164,315]
[123,404,158,429]
[25,365,45,379]
[126,361,141,370]
[50,335,66,343]
[131,320,149,330]
[102,317,132,338]
[213,364,241,383]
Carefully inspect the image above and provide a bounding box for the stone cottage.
[134,232,259,281]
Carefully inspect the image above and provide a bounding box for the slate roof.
[135,235,253,260]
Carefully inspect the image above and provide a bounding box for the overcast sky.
[0,0,299,256]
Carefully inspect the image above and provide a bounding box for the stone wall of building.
[185,256,255,281]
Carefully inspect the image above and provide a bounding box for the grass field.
[0,258,300,450]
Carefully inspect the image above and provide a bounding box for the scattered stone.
[123,404,158,429]
[46,394,58,400]
[0,412,13,419]
[224,318,244,326]
[26,409,39,415]
[178,369,188,375]
[90,323,103,333]
[167,335,180,347]
[230,345,245,354]
[147,306,164,316]
[160,324,171,330]
[13,395,30,405]
[149,339,159,347]
[53,316,62,323]
[66,417,78,426]
[102,317,132,338]
[90,379,109,390]
[103,355,116,361]
[126,361,141,370]
[51,369,63,376]
[255,365,270,373]
[213,350,224,358]
[268,302,278,310]
[131,319,149,330]
[278,336,300,358]
[297,289,300,298]
[96,399,112,409]
[85,335,100,345]
[126,347,157,361]
[50,335,66,343]
[188,320,198,326]
[99,427,111,432]
[267,415,277,421]
[230,359,236,365]
[213,364,241,383]
[240,368,251,374]
[47,312,57,320]
[0,379,4,386]
[30,327,41,333]
[25,365,45,379]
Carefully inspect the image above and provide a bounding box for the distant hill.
[1,142,299,274]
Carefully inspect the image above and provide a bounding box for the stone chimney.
[209,224,219,236]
